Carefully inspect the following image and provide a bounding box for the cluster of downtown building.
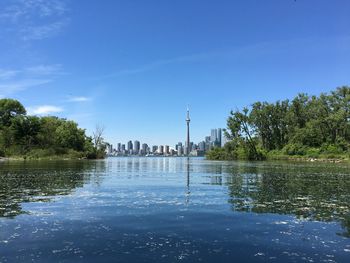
[107,128,225,157]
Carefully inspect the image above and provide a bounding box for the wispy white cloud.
[25,64,63,75]
[27,105,63,115]
[0,63,62,96]
[20,19,69,40]
[0,78,51,95]
[0,0,67,21]
[0,69,20,80]
[67,96,92,102]
[0,0,69,41]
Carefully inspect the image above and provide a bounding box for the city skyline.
[108,126,224,157]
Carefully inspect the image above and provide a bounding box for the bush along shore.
[206,86,350,162]
[0,99,106,160]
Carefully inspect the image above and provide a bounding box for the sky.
[0,0,349,147]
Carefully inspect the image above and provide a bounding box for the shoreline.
[1,155,349,163]
[266,156,347,163]
[206,155,349,163]
[0,156,90,161]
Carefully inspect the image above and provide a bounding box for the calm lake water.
[0,157,350,262]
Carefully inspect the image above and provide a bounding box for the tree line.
[207,86,350,160]
[0,98,106,159]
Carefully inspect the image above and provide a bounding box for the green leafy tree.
[207,86,350,160]
[11,115,41,153]
[0,99,26,126]
[0,98,106,159]
[55,120,86,151]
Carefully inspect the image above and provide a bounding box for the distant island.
[206,86,350,162]
[0,99,106,160]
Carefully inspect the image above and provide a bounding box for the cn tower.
[186,107,190,156]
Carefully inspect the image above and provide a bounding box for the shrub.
[27,148,56,159]
[305,147,320,158]
[282,143,307,156]
[206,147,227,160]
[321,144,343,155]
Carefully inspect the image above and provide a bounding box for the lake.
[0,157,350,262]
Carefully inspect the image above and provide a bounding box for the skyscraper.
[134,140,140,154]
[186,107,190,156]
[159,145,164,155]
[198,141,206,151]
[177,145,183,156]
[127,141,133,152]
[211,129,217,145]
[210,128,222,147]
[164,145,170,155]
[152,145,158,153]
[141,143,148,155]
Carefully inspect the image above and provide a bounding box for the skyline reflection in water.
[0,157,350,262]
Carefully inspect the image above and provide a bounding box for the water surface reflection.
[0,158,349,262]
[0,160,107,218]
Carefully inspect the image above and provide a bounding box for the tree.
[0,98,106,159]
[226,108,261,160]
[11,115,41,152]
[55,120,86,151]
[91,125,106,159]
[93,125,105,149]
[0,99,26,126]
[207,86,350,160]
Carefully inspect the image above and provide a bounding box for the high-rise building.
[117,143,121,152]
[177,145,183,156]
[164,145,169,155]
[121,144,126,151]
[127,140,133,152]
[176,142,183,151]
[141,143,148,155]
[211,129,217,145]
[159,145,164,155]
[205,136,211,150]
[210,128,223,147]
[134,140,140,154]
[198,141,206,151]
[184,146,188,155]
[152,145,158,153]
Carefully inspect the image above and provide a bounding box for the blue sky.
[0,0,349,147]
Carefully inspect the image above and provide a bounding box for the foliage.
[0,98,106,159]
[207,86,350,160]
[0,99,26,126]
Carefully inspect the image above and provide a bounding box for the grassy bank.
[0,148,106,161]
[3,151,87,161]
[206,146,350,163]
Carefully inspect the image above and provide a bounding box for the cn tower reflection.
[185,157,190,205]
